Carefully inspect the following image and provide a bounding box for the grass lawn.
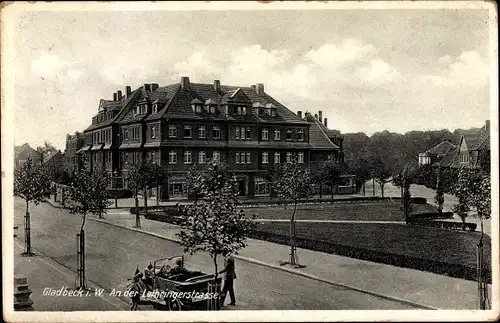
[244,201,438,221]
[251,221,491,282]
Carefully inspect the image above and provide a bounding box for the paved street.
[13,198,418,310]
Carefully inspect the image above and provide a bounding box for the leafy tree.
[177,161,256,283]
[125,159,155,227]
[349,158,371,194]
[64,162,111,289]
[271,159,314,267]
[400,162,418,222]
[150,162,169,205]
[452,167,474,229]
[317,159,344,201]
[477,150,490,175]
[434,166,445,214]
[371,157,391,198]
[36,141,58,167]
[14,156,51,255]
[468,171,491,242]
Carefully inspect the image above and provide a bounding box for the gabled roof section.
[85,91,139,132]
[43,151,63,164]
[303,113,339,150]
[426,141,457,155]
[145,84,181,121]
[156,82,308,124]
[469,128,490,151]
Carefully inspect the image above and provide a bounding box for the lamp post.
[113,170,119,208]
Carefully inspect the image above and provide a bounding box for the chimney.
[144,83,151,91]
[318,110,323,123]
[324,118,328,128]
[151,83,159,91]
[256,83,264,95]
[297,111,302,119]
[125,86,132,97]
[117,90,123,100]
[180,76,190,89]
[485,120,490,133]
[214,80,221,92]
[314,113,318,120]
[113,93,118,101]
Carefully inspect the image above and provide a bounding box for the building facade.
[14,143,39,169]
[63,132,85,174]
[81,77,349,200]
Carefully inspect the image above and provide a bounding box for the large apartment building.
[79,77,348,200]
[63,132,85,174]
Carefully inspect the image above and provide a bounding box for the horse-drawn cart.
[129,256,222,311]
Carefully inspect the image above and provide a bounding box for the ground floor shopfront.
[138,173,356,201]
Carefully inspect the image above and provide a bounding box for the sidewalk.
[45,198,489,310]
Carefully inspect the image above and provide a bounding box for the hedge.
[106,189,133,199]
[410,212,454,220]
[247,229,491,283]
[408,219,477,232]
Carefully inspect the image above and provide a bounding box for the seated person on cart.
[144,263,154,289]
[167,259,187,278]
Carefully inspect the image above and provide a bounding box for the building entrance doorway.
[237,180,246,196]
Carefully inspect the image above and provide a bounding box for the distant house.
[450,120,490,170]
[14,143,39,169]
[418,120,490,171]
[418,141,457,167]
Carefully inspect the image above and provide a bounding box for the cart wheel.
[166,297,182,311]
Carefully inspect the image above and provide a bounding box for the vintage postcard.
[1,1,498,322]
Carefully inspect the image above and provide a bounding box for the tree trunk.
[143,188,148,218]
[135,189,140,228]
[156,184,160,206]
[213,254,218,281]
[372,178,375,196]
[289,200,298,266]
[23,199,32,256]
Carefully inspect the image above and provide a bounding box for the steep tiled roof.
[426,141,456,155]
[85,91,140,131]
[159,82,308,124]
[303,113,339,150]
[469,128,490,151]
[43,151,63,164]
[437,147,457,167]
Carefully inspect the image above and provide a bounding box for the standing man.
[219,251,237,306]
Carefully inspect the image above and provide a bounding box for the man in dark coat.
[219,251,237,306]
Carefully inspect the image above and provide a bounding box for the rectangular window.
[298,129,304,141]
[235,152,240,164]
[213,126,221,139]
[241,127,246,139]
[124,129,129,141]
[153,104,158,113]
[169,151,177,164]
[169,125,177,138]
[151,125,156,139]
[236,127,240,139]
[274,152,280,164]
[199,126,206,139]
[237,106,242,115]
[262,152,269,164]
[298,152,304,164]
[262,128,269,140]
[210,106,216,114]
[286,130,293,140]
[199,151,206,164]
[286,152,292,163]
[274,129,281,140]
[246,152,251,164]
[184,151,192,164]
[271,109,276,117]
[195,105,202,113]
[242,107,247,115]
[213,150,220,162]
[246,127,251,140]
[184,125,192,138]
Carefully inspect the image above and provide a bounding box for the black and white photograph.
[1,1,498,322]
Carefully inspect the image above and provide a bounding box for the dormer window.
[286,129,293,140]
[298,129,304,141]
[210,105,216,114]
[191,98,203,113]
[266,103,277,117]
[237,106,242,115]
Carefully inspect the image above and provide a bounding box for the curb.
[88,217,439,310]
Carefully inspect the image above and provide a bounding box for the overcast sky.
[8,4,493,150]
